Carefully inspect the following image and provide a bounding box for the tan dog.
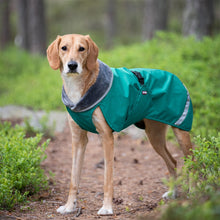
[47,34,192,215]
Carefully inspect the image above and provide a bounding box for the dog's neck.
[61,63,99,104]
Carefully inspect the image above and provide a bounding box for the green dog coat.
[62,60,193,133]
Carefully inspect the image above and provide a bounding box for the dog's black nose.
[68,61,78,72]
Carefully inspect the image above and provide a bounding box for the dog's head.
[47,34,99,74]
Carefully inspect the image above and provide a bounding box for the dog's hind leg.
[144,119,177,177]
[57,115,88,214]
[172,127,193,157]
[143,119,177,198]
[172,127,195,192]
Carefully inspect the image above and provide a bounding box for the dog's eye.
[61,46,67,51]
[79,47,85,52]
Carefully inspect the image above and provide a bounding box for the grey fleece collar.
[62,60,113,112]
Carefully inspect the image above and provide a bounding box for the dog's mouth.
[67,70,79,74]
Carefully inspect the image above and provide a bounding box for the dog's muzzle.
[68,61,78,73]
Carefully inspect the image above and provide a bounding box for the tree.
[0,0,12,49]
[142,0,169,40]
[28,0,46,54]
[182,0,214,40]
[105,0,116,49]
[15,0,46,54]
[16,0,29,50]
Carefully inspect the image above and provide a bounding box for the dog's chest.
[62,75,82,104]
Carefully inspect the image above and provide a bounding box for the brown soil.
[0,123,185,220]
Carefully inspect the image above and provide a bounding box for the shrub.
[161,134,220,220]
[176,134,220,197]
[161,192,220,220]
[0,122,49,210]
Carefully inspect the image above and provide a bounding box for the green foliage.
[0,33,220,137]
[161,192,220,220]
[0,122,49,210]
[172,134,220,197]
[162,134,220,220]
[0,47,63,111]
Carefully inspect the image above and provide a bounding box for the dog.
[47,34,193,215]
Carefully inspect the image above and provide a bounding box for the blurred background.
[0,2,220,217]
[0,0,219,138]
[0,0,219,53]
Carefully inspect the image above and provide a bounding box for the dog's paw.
[97,206,113,215]
[162,190,177,200]
[57,205,76,214]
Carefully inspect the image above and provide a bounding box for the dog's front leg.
[98,131,114,215]
[57,116,88,214]
[93,108,114,215]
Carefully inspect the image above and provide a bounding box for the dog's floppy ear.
[47,36,61,70]
[85,35,99,72]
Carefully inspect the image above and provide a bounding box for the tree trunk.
[182,0,214,40]
[27,0,46,54]
[142,0,168,40]
[15,0,29,50]
[0,0,11,49]
[15,0,46,54]
[105,0,116,49]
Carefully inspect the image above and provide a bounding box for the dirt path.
[1,124,185,220]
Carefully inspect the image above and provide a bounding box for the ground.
[0,122,185,220]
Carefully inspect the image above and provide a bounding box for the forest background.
[1,0,220,51]
[0,0,220,219]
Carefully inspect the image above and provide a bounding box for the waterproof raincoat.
[62,61,193,133]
